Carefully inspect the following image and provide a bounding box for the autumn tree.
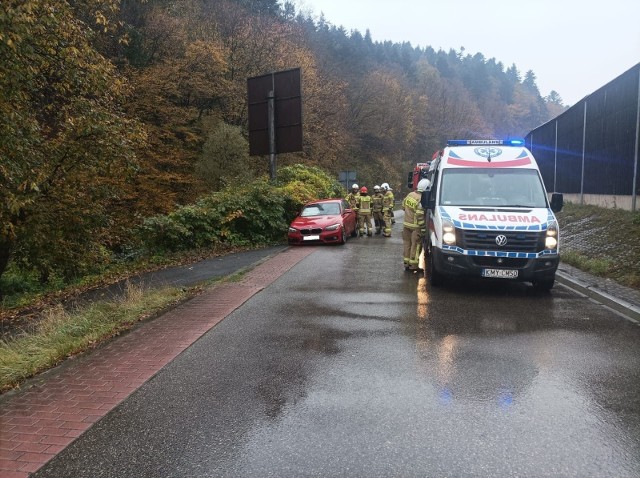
[415,61,492,149]
[196,122,251,190]
[211,1,301,126]
[0,1,144,290]
[275,22,352,174]
[126,30,231,213]
[344,68,424,187]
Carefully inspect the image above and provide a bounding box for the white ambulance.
[421,139,564,291]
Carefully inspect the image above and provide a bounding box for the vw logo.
[495,234,508,246]
[474,147,502,158]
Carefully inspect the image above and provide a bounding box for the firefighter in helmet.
[381,183,394,237]
[346,183,360,210]
[372,185,384,235]
[356,186,373,237]
[402,178,429,271]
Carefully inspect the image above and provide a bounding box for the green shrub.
[138,215,193,252]
[0,267,40,305]
[200,179,287,244]
[277,164,343,197]
[137,178,288,252]
[277,180,320,221]
[276,164,344,221]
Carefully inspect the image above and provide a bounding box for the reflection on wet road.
[35,232,640,477]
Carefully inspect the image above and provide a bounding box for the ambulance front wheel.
[425,244,444,287]
[533,277,555,292]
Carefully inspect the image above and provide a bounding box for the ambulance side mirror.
[421,189,430,209]
[550,193,563,213]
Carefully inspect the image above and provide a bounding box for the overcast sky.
[293,0,640,106]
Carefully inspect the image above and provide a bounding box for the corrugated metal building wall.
[525,63,640,211]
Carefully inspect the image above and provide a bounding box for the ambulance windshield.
[439,168,548,208]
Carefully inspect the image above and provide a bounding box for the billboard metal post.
[268,89,276,181]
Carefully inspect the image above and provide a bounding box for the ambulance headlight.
[545,236,558,249]
[545,221,558,249]
[442,220,456,246]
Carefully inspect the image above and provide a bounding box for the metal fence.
[525,63,640,211]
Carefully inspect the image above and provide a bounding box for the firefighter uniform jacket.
[382,191,394,212]
[346,192,360,211]
[402,191,425,230]
[372,192,384,213]
[357,194,372,214]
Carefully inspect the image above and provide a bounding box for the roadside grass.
[556,202,640,289]
[225,270,249,283]
[560,250,614,277]
[0,283,194,393]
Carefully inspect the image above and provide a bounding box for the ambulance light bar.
[447,139,525,146]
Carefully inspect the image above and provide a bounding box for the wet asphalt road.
[34,221,640,477]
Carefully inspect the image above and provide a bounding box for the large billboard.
[248,68,303,156]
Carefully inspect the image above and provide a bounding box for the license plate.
[482,268,518,279]
[303,235,320,241]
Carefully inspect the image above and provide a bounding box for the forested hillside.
[0,0,565,294]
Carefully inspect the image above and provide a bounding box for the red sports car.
[288,199,357,245]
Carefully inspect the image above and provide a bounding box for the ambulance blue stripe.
[442,245,557,258]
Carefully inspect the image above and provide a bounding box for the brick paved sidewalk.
[0,247,315,478]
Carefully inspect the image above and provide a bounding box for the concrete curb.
[555,271,640,324]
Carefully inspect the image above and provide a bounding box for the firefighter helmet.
[374,185,381,191]
[381,182,389,190]
[417,178,431,192]
[360,186,368,193]
[351,183,359,190]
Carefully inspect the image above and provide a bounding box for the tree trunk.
[0,235,13,300]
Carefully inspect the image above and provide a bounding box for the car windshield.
[300,203,341,217]
[439,168,549,207]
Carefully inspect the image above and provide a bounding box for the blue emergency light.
[447,138,525,146]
